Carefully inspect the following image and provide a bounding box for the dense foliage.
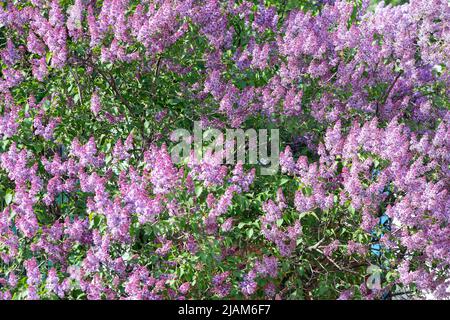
[0,0,449,300]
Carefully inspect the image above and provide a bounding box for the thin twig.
[84,59,131,109]
[69,67,83,107]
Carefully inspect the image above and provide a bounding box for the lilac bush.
[0,0,449,300]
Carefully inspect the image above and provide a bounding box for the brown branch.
[77,56,131,110]
[151,56,162,98]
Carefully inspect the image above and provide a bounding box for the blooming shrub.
[0,0,449,300]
